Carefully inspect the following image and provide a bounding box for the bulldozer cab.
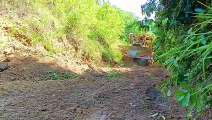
[129,33,139,45]
[129,33,153,49]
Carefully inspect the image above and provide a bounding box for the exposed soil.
[0,51,187,120]
[1,14,211,120]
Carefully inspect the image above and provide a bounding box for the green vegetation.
[117,10,144,43]
[2,0,211,118]
[46,71,75,80]
[142,0,212,117]
[0,0,141,63]
[106,71,120,78]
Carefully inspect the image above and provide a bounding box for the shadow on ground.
[0,54,193,120]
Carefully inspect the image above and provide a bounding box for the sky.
[107,0,148,20]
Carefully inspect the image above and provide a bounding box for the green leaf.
[162,18,168,25]
[200,35,206,45]
[188,27,193,34]
[176,94,185,102]
[173,59,179,68]
[181,93,190,107]
[175,90,187,95]
[164,57,174,66]
[176,90,188,102]
[197,98,204,112]
[189,94,196,110]
[180,82,191,90]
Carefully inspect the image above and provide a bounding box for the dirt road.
[0,53,186,120]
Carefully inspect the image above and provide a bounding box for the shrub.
[142,0,212,117]
[106,71,119,78]
[0,0,140,64]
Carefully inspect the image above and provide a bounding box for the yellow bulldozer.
[129,33,153,49]
[122,33,154,66]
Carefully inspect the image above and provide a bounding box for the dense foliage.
[117,10,143,43]
[142,0,212,117]
[0,0,141,63]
